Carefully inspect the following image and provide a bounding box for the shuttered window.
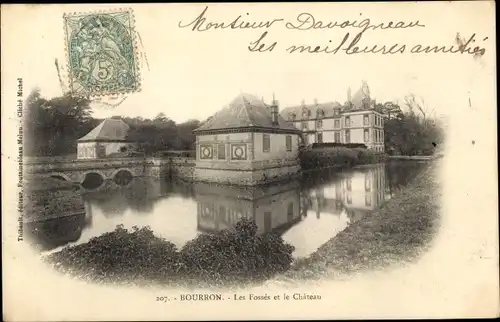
[263,134,270,152]
[286,135,292,152]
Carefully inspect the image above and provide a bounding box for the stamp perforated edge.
[62,7,142,99]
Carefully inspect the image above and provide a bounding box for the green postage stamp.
[63,8,140,97]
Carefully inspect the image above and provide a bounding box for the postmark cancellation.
[63,8,140,98]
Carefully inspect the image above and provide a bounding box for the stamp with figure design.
[63,9,140,97]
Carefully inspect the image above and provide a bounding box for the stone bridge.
[25,156,196,188]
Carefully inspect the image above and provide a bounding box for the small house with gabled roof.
[77,118,136,159]
[193,93,302,185]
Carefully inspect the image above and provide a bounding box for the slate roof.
[78,118,130,142]
[281,82,375,120]
[280,101,343,120]
[194,93,300,133]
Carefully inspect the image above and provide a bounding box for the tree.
[384,95,445,156]
[25,89,201,157]
[24,89,96,156]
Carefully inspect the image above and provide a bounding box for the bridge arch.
[48,172,72,182]
[80,170,107,190]
[111,168,134,186]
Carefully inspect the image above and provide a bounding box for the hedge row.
[300,147,385,170]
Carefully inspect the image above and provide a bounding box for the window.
[364,129,369,142]
[264,211,272,232]
[334,119,340,129]
[302,122,308,130]
[287,202,294,220]
[334,131,341,143]
[317,109,325,118]
[289,113,296,121]
[217,144,226,159]
[334,108,340,116]
[345,116,350,127]
[317,132,323,143]
[346,179,352,191]
[345,129,350,143]
[316,119,323,129]
[263,134,270,152]
[364,114,370,125]
[286,135,292,152]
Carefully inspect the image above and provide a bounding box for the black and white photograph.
[2,2,498,320]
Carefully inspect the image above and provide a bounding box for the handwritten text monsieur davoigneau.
[178,6,488,57]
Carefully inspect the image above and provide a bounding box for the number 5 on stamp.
[63,8,141,97]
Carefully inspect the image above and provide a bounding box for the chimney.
[271,93,279,125]
[314,98,318,105]
[301,99,306,107]
[347,87,352,102]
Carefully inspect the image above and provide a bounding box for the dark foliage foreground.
[45,219,294,287]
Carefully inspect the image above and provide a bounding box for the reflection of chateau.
[308,164,386,224]
[195,180,304,235]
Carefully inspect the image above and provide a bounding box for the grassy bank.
[299,147,385,171]
[285,161,441,280]
[24,178,85,223]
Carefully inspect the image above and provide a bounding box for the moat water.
[25,161,427,258]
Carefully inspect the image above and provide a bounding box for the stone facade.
[193,94,302,185]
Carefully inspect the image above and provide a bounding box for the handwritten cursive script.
[177,6,489,57]
[178,6,283,31]
[285,12,425,34]
[284,32,487,56]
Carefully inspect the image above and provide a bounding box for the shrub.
[46,225,180,282]
[179,219,294,283]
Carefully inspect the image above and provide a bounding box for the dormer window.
[288,113,296,121]
[334,108,340,116]
[302,108,311,119]
[316,108,325,118]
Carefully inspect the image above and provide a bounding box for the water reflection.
[195,180,303,235]
[28,162,426,258]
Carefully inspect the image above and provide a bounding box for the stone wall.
[168,157,195,180]
[194,164,301,186]
[147,157,196,181]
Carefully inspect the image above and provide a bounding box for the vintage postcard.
[1,2,498,321]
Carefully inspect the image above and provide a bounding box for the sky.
[2,3,494,124]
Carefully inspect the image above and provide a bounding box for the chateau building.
[280,81,385,152]
[193,93,302,185]
[77,118,136,159]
